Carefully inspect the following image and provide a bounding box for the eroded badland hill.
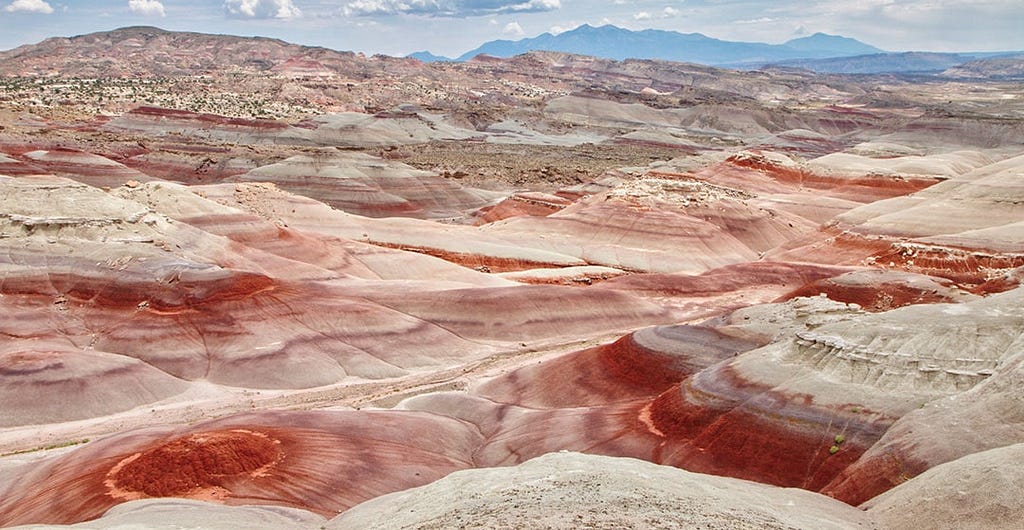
[2,26,1024,529]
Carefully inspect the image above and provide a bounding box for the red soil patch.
[722,151,941,200]
[474,194,571,225]
[724,152,806,184]
[820,177,940,203]
[970,274,1022,295]
[647,376,752,441]
[646,365,892,492]
[597,334,688,390]
[373,242,576,273]
[479,334,696,408]
[20,270,276,311]
[779,278,959,311]
[663,406,869,491]
[0,411,479,526]
[770,228,889,266]
[872,246,1024,286]
[0,351,64,376]
[780,227,1024,289]
[823,448,932,505]
[109,429,282,498]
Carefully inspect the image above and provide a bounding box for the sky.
[1,0,1022,57]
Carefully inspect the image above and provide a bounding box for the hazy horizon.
[1,1,1022,58]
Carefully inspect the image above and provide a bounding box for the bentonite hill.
[1,26,1024,530]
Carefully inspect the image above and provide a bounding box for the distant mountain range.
[1,25,1020,80]
[410,24,883,65]
[409,24,1024,76]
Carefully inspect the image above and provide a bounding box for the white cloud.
[129,0,165,17]
[631,6,680,20]
[735,16,777,24]
[344,0,561,17]
[549,22,581,35]
[3,0,53,14]
[503,21,525,36]
[224,0,301,19]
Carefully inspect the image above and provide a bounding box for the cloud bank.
[3,0,53,14]
[128,0,165,17]
[224,0,301,19]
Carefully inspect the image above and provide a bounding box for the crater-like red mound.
[0,410,481,526]
[110,430,282,497]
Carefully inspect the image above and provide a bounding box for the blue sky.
[1,0,1022,57]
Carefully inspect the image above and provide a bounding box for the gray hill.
[773,52,977,74]
[408,50,452,63]
[783,32,883,56]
